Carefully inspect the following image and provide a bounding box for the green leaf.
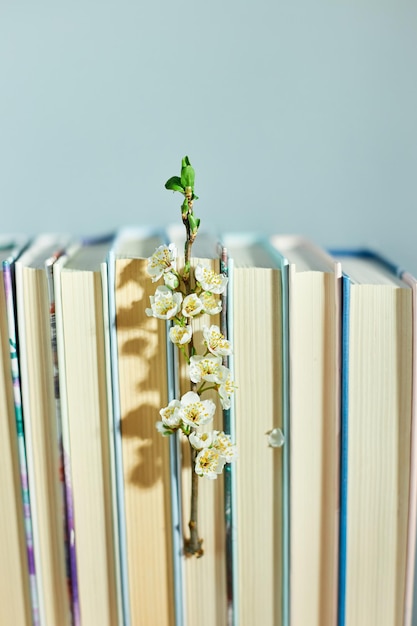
[181,156,195,188]
[181,197,189,215]
[188,213,200,235]
[165,176,184,193]
[181,165,195,189]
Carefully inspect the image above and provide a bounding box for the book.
[15,235,72,626]
[334,251,415,626]
[174,233,228,626]
[3,239,44,625]
[271,236,341,626]
[109,228,176,626]
[45,246,81,625]
[54,236,120,625]
[223,234,288,626]
[0,240,32,626]
[1,227,416,626]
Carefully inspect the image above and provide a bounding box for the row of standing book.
[0,229,416,626]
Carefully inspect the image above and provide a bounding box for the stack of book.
[0,230,415,626]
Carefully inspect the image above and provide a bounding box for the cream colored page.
[62,271,118,626]
[115,258,174,626]
[345,287,411,626]
[290,271,338,626]
[21,268,70,626]
[233,266,283,626]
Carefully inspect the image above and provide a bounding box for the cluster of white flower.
[146,244,237,479]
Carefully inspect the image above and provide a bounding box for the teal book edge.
[338,273,350,626]
[163,229,186,626]
[107,239,131,626]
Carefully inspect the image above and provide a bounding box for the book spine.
[2,259,41,626]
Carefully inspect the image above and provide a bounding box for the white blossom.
[146,244,176,282]
[159,399,182,429]
[195,264,228,294]
[156,421,174,436]
[200,291,222,315]
[212,431,238,462]
[146,286,182,320]
[216,365,236,410]
[203,325,232,356]
[189,354,222,384]
[195,447,226,479]
[182,293,204,317]
[169,324,193,345]
[179,391,216,428]
[163,271,179,289]
[189,430,213,450]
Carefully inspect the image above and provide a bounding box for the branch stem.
[182,197,203,557]
[184,444,203,557]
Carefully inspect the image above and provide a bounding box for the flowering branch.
[145,156,237,557]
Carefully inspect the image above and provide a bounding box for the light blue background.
[1,1,417,622]
[1,1,416,272]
